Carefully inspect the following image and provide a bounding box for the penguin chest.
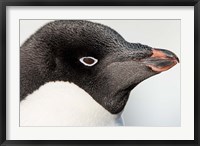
[20,81,123,126]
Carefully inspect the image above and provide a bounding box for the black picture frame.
[0,0,199,145]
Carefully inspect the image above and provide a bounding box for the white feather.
[20,81,124,126]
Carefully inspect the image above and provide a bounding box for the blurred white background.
[20,20,180,126]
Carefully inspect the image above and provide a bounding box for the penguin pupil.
[83,58,95,64]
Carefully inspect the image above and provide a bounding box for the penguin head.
[21,20,179,114]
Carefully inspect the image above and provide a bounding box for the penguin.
[20,20,179,126]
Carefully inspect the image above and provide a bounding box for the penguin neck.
[20,81,124,126]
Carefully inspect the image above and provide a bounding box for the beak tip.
[175,56,180,63]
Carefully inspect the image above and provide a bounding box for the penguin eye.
[79,57,98,66]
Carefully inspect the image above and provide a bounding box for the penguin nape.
[20,20,179,126]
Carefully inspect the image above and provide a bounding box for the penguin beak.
[142,48,179,72]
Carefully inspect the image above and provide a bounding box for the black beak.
[142,48,179,72]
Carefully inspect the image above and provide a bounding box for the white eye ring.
[79,57,98,67]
